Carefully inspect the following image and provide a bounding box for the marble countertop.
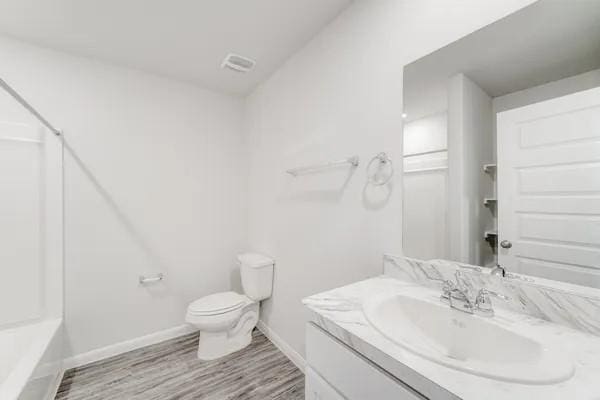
[303,276,600,400]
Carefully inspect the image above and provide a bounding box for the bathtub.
[0,319,63,400]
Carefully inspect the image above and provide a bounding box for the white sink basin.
[363,292,575,384]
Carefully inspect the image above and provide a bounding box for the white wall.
[402,113,448,260]
[447,74,493,265]
[0,35,246,357]
[244,0,536,358]
[403,113,447,156]
[403,171,448,260]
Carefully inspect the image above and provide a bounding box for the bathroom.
[1,0,599,399]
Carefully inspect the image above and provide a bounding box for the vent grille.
[221,53,256,73]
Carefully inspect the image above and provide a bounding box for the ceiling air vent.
[221,53,256,73]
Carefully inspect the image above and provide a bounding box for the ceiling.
[403,0,600,121]
[0,0,352,95]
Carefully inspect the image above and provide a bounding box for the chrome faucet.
[440,270,474,313]
[440,270,509,317]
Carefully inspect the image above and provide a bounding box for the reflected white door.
[497,87,600,288]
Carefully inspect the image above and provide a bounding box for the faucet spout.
[490,264,506,277]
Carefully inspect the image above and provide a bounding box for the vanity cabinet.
[305,367,346,400]
[305,323,425,400]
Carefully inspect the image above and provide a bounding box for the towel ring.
[367,152,394,186]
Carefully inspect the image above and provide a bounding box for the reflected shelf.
[483,198,497,208]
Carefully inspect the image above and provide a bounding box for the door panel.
[519,164,600,193]
[497,87,600,288]
[519,215,600,245]
[519,104,600,147]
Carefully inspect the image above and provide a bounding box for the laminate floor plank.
[55,329,304,400]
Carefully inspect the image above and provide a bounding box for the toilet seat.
[187,291,247,316]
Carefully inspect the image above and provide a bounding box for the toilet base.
[194,302,260,361]
[197,330,252,360]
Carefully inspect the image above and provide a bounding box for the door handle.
[500,240,512,249]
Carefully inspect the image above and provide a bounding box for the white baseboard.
[63,324,196,370]
[257,320,305,373]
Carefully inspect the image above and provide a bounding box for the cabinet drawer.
[306,367,347,400]
[306,322,425,400]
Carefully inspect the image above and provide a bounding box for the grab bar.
[139,273,164,285]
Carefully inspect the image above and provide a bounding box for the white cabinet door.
[497,86,600,287]
[305,367,347,400]
[306,323,425,400]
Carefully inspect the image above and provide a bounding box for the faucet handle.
[454,270,474,295]
[474,288,510,317]
[442,279,455,290]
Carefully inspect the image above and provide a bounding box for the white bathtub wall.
[244,0,537,359]
[0,115,63,329]
[42,126,64,321]
[0,91,44,327]
[0,35,247,358]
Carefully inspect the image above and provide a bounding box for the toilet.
[185,253,274,360]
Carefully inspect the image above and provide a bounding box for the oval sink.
[363,292,574,384]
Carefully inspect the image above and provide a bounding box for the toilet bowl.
[186,253,274,360]
[186,291,259,360]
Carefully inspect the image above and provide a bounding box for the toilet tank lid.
[237,253,274,268]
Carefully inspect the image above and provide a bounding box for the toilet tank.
[238,253,274,301]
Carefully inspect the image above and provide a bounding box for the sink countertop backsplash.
[384,254,600,336]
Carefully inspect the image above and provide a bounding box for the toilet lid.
[188,292,246,316]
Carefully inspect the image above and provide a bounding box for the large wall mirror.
[402,0,600,288]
